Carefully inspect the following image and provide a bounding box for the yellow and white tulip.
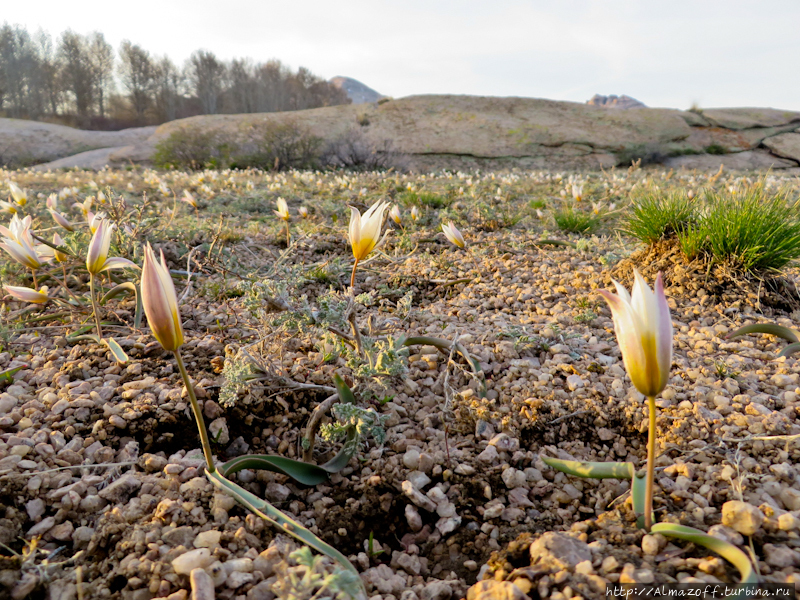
[86,218,137,275]
[348,200,390,262]
[441,222,466,249]
[274,198,290,221]
[598,270,672,398]
[4,285,49,304]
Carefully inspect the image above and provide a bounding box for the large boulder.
[762,132,800,163]
[663,149,796,171]
[700,107,800,130]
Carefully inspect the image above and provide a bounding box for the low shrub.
[231,121,322,171]
[153,127,234,170]
[320,128,405,171]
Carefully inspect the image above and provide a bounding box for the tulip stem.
[31,269,38,290]
[645,395,657,531]
[285,222,291,248]
[174,349,216,473]
[89,274,103,339]
[350,258,359,290]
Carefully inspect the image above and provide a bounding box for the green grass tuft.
[553,205,602,234]
[678,185,800,273]
[623,190,696,245]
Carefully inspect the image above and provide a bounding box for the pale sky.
[4,0,799,111]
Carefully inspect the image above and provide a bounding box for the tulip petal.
[100,257,140,271]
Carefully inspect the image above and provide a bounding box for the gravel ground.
[0,166,798,600]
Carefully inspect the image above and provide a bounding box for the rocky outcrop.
[15,96,800,172]
[0,118,156,167]
[586,94,646,109]
[329,76,383,104]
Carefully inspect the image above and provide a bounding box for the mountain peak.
[329,76,384,104]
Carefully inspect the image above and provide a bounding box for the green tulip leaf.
[66,325,95,339]
[103,338,129,364]
[726,323,799,344]
[0,364,27,384]
[333,373,357,404]
[632,471,647,529]
[219,426,358,485]
[652,523,758,587]
[206,469,366,598]
[541,456,635,479]
[101,282,136,304]
[777,342,800,358]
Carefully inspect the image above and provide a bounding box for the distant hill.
[329,77,384,104]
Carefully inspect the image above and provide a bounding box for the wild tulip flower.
[141,244,184,352]
[274,198,290,222]
[86,219,136,275]
[50,209,75,231]
[298,206,309,219]
[0,215,49,284]
[182,190,198,209]
[442,222,466,249]
[4,285,49,304]
[389,204,402,226]
[598,269,673,531]
[0,200,17,215]
[88,212,106,234]
[348,200,390,288]
[86,218,138,338]
[572,183,584,202]
[8,182,27,206]
[411,206,420,222]
[141,243,214,472]
[275,198,291,246]
[51,233,68,263]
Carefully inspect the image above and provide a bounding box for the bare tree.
[88,32,114,118]
[153,56,182,122]
[58,30,94,120]
[0,24,46,118]
[226,58,258,114]
[35,31,61,116]
[118,40,155,123]
[188,50,225,114]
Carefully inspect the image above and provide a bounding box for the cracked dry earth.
[0,171,799,600]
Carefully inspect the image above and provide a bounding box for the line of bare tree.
[0,23,350,130]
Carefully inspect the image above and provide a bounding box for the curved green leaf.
[101,282,136,305]
[541,456,635,479]
[103,338,129,364]
[778,342,800,358]
[333,373,356,404]
[206,470,366,598]
[652,523,758,587]
[726,323,799,344]
[220,427,358,484]
[0,364,27,384]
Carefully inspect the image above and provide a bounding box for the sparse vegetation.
[0,165,797,599]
